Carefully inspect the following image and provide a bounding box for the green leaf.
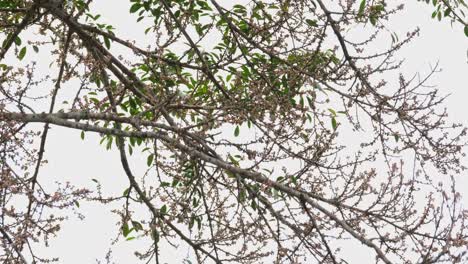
[160,182,170,187]
[228,154,239,166]
[122,222,132,237]
[130,3,141,13]
[131,221,143,231]
[444,8,451,17]
[331,117,337,130]
[18,47,26,60]
[14,36,21,46]
[171,178,179,187]
[151,229,159,243]
[234,125,240,137]
[305,19,318,27]
[251,200,257,210]
[189,215,195,229]
[80,131,85,140]
[226,171,236,178]
[128,145,133,155]
[358,0,366,17]
[464,25,468,37]
[103,36,111,49]
[106,136,113,150]
[160,204,168,214]
[147,154,154,166]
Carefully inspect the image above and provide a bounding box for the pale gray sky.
[4,0,468,263]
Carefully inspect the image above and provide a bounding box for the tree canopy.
[0,0,467,263]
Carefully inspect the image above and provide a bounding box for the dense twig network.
[1,0,467,263]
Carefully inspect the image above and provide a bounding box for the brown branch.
[0,111,394,263]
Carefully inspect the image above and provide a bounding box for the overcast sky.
[5,0,468,263]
